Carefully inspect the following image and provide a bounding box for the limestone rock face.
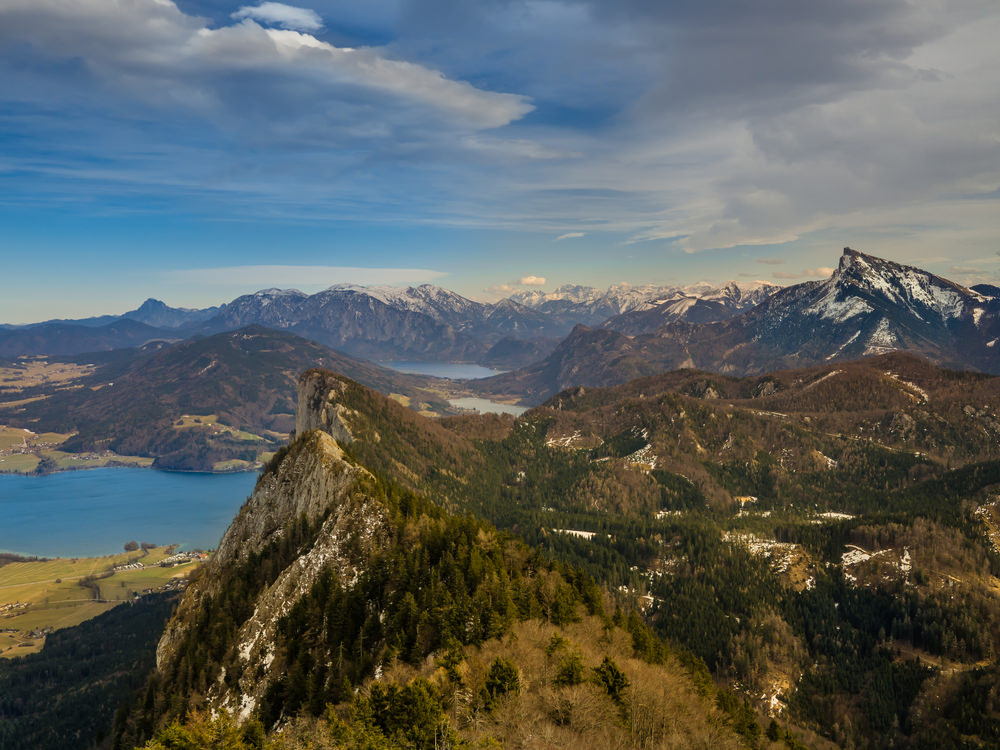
[295,369,355,444]
[154,410,390,721]
[156,429,371,661]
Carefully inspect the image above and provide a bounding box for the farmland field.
[0,546,199,657]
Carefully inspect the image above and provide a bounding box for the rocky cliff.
[154,370,389,721]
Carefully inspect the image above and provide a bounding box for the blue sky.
[1,0,998,322]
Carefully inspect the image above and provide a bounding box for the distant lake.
[383,361,504,380]
[449,397,529,417]
[382,361,530,416]
[0,468,256,558]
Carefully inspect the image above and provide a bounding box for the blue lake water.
[383,361,530,415]
[0,468,256,558]
[382,361,504,380]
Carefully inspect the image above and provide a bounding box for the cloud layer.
[1,0,998,298]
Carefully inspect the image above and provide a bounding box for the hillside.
[115,380,752,749]
[108,363,1000,749]
[0,328,451,471]
[7,359,996,747]
[0,319,177,358]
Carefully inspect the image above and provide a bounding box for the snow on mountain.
[596,281,780,334]
[325,283,484,323]
[811,249,998,359]
[216,289,309,328]
[512,281,777,320]
[806,248,987,327]
[480,248,1000,400]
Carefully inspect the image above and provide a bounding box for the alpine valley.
[3,249,1000,750]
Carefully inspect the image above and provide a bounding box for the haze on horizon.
[1,0,998,323]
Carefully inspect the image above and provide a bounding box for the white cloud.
[484,283,517,295]
[232,3,324,32]
[167,265,447,291]
[461,135,580,160]
[519,275,547,286]
[0,0,532,131]
[555,232,585,241]
[773,267,835,280]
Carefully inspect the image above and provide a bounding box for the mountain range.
[0,279,778,366]
[476,248,1000,402]
[4,249,997,399]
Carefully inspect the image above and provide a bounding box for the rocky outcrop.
[295,369,355,444]
[154,371,393,718]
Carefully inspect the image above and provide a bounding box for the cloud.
[231,3,324,32]
[0,0,998,283]
[0,0,532,132]
[756,258,785,265]
[773,267,835,280]
[485,283,517,295]
[166,265,447,290]
[519,275,547,286]
[555,232,585,241]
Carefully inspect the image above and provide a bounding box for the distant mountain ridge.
[5,252,991,385]
[475,248,1000,402]
[511,280,778,327]
[0,279,778,364]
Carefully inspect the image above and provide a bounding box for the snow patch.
[864,318,899,354]
[884,372,929,402]
[724,532,799,574]
[553,528,596,540]
[804,370,843,389]
[808,294,874,322]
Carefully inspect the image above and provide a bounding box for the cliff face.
[294,368,355,444]
[155,370,388,720]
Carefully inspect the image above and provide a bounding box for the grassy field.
[211,458,257,472]
[174,413,264,442]
[0,546,200,658]
[0,359,95,390]
[0,453,40,472]
[0,426,73,451]
[43,450,154,471]
[0,425,154,474]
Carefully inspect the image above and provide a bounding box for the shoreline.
[0,460,260,478]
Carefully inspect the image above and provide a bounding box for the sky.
[1,0,998,322]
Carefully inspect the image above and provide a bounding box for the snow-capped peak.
[253,288,307,297]
[808,248,983,323]
[323,282,481,321]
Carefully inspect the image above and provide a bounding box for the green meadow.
[0,546,201,657]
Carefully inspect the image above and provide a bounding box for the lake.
[0,468,256,558]
[382,361,530,416]
[382,361,504,379]
[448,397,529,417]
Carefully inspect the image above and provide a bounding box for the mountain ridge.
[475,248,1000,402]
